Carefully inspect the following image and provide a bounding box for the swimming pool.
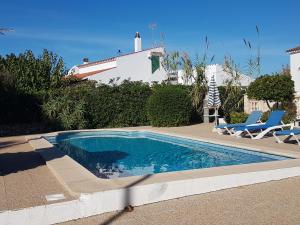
[46,131,290,179]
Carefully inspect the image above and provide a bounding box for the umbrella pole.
[215,107,219,126]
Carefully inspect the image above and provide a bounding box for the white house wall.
[178,64,253,87]
[87,67,118,84]
[87,47,167,84]
[79,61,117,74]
[291,52,300,97]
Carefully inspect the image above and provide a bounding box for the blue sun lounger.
[273,128,300,145]
[216,111,262,135]
[234,110,292,139]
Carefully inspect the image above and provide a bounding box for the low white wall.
[1,166,300,225]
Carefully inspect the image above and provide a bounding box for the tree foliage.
[0,49,66,94]
[0,50,68,126]
[219,56,245,122]
[247,74,294,109]
[161,51,181,82]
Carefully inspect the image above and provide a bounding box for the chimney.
[83,58,89,64]
[134,32,142,52]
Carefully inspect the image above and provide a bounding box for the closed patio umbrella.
[207,75,221,124]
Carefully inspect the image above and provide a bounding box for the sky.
[0,0,300,75]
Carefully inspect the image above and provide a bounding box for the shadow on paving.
[0,141,28,149]
[100,174,153,225]
[0,150,46,176]
[0,138,64,176]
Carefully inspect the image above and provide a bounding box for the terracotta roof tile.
[286,45,300,53]
[77,46,163,68]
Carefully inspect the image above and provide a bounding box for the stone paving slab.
[0,136,75,211]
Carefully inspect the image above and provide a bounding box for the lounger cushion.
[234,110,285,132]
[216,123,245,129]
[275,129,300,136]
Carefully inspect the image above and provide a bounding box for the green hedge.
[0,88,44,125]
[42,81,152,130]
[87,81,152,128]
[146,84,193,127]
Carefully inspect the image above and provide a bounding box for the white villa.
[68,32,252,87]
[68,32,166,84]
[287,45,300,116]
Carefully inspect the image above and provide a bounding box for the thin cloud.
[10,28,130,47]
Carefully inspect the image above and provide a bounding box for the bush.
[229,112,248,124]
[43,81,152,130]
[218,86,245,123]
[42,82,94,130]
[281,102,297,124]
[147,84,193,127]
[0,90,42,124]
[260,111,269,123]
[87,81,152,128]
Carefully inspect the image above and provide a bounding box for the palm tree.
[184,36,213,115]
[161,51,181,83]
[181,52,193,84]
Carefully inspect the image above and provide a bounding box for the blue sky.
[0,0,300,74]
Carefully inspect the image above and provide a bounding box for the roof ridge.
[286,45,300,53]
[77,57,116,68]
[76,46,164,68]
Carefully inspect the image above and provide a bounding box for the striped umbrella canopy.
[207,75,221,108]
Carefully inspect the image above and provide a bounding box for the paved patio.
[0,136,74,211]
[1,123,300,224]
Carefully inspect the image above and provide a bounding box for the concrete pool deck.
[0,136,75,211]
[1,123,300,224]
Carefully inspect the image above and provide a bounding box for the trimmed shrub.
[88,81,152,128]
[42,82,94,130]
[229,112,248,124]
[218,86,245,123]
[147,84,193,127]
[111,81,152,127]
[42,81,152,130]
[0,90,42,124]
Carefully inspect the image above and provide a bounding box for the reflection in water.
[59,142,129,178]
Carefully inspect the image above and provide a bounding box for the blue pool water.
[46,131,290,179]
